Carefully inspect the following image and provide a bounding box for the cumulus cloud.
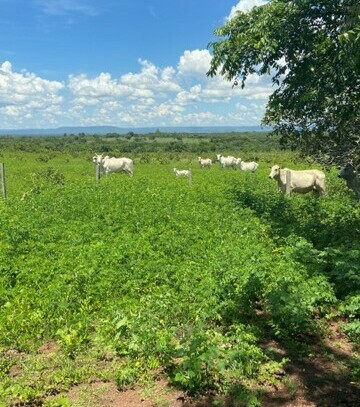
[178,49,212,77]
[180,111,223,125]
[0,61,64,125]
[68,60,181,106]
[232,100,267,123]
[175,85,202,105]
[68,72,129,99]
[239,73,274,99]
[64,58,188,126]
[0,46,274,128]
[227,0,268,20]
[198,70,273,103]
[121,59,181,94]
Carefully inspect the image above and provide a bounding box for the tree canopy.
[208,0,360,168]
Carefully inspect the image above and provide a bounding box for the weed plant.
[0,144,359,404]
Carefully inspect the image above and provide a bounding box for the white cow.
[93,154,134,177]
[216,154,237,169]
[173,168,192,177]
[269,165,325,196]
[198,157,212,169]
[338,164,360,199]
[236,158,259,172]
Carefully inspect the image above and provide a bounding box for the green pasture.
[0,149,359,405]
[0,149,350,199]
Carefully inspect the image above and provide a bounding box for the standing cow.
[269,165,325,196]
[338,164,359,199]
[236,158,259,172]
[216,154,237,169]
[197,157,212,169]
[93,154,134,177]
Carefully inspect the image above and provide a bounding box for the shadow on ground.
[259,323,360,407]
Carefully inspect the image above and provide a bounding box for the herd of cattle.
[92,154,359,199]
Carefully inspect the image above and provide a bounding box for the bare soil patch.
[19,323,359,407]
[260,323,360,407]
[65,378,186,407]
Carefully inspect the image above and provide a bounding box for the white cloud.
[0,61,64,124]
[121,59,181,94]
[0,60,12,74]
[175,85,202,105]
[181,112,223,125]
[232,100,267,123]
[68,72,129,99]
[198,71,273,103]
[239,73,274,99]
[0,45,274,129]
[35,0,98,16]
[227,0,268,20]
[68,60,181,107]
[178,49,212,77]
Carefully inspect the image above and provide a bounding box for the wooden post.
[0,163,6,199]
[95,164,100,182]
[286,170,291,194]
[189,170,193,186]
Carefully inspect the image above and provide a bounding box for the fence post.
[95,164,100,183]
[0,163,6,199]
[286,170,291,194]
[189,170,193,186]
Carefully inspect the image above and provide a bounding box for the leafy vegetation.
[208,0,360,167]
[0,133,359,405]
[0,130,279,156]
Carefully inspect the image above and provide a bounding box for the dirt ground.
[54,322,359,407]
[260,322,359,407]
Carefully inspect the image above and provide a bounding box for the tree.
[208,0,360,168]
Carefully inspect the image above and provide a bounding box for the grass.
[0,148,359,405]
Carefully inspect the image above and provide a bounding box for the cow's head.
[269,165,281,179]
[92,154,103,165]
[338,164,357,180]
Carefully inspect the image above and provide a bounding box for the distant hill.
[0,125,271,136]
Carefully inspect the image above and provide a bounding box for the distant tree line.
[0,131,282,155]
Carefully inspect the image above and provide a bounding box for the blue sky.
[0,0,271,129]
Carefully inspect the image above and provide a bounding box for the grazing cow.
[269,165,325,196]
[338,164,360,199]
[173,168,192,177]
[93,154,134,177]
[216,154,237,169]
[198,157,212,169]
[236,158,259,172]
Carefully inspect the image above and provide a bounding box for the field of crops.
[0,141,359,405]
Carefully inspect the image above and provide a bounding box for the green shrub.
[0,148,358,400]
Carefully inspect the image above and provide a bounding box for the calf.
[173,168,191,177]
